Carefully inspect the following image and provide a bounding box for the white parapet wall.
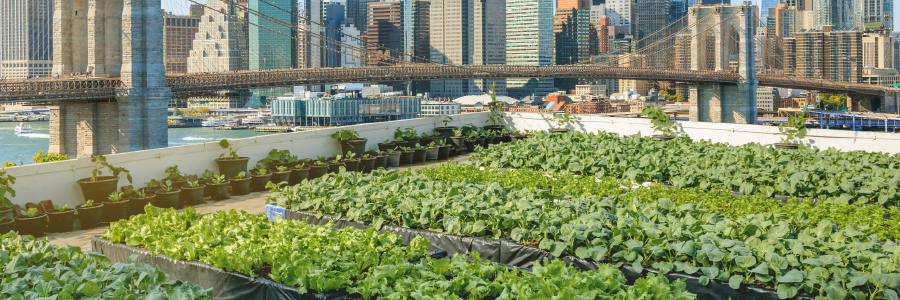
[504,112,900,154]
[3,113,490,208]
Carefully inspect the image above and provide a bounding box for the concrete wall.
[504,112,900,154]
[3,113,490,208]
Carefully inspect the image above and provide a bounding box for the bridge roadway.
[0,65,895,103]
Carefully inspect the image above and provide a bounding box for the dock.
[215,125,252,130]
[254,126,292,133]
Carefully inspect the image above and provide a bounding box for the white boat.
[14,123,33,134]
[201,116,238,127]
[241,111,266,126]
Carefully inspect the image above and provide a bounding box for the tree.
[173,108,182,116]
[197,107,210,116]
[819,93,847,111]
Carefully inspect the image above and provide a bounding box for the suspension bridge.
[0,0,897,158]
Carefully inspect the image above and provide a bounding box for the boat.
[201,116,238,127]
[241,111,266,126]
[14,123,33,134]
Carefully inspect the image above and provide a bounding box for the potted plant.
[332,129,368,157]
[152,180,181,208]
[378,139,395,152]
[180,180,206,206]
[484,130,498,145]
[464,132,478,152]
[16,208,45,237]
[309,159,329,180]
[207,174,230,201]
[289,163,310,185]
[399,147,415,165]
[230,172,251,196]
[510,130,527,142]
[548,112,574,133]
[250,167,272,192]
[342,152,361,172]
[449,129,466,150]
[0,170,16,221]
[498,129,512,143]
[215,139,252,179]
[425,142,440,161]
[478,131,490,149]
[434,116,458,141]
[641,107,678,141]
[775,112,807,149]
[46,204,75,233]
[164,165,188,190]
[125,188,155,217]
[76,200,103,229]
[327,155,346,174]
[359,154,377,173]
[0,217,13,234]
[77,155,132,205]
[370,149,389,170]
[384,149,402,167]
[103,192,130,223]
[484,83,505,131]
[271,166,291,185]
[412,144,427,163]
[437,139,452,160]
[395,127,419,148]
[257,149,297,171]
[419,132,434,147]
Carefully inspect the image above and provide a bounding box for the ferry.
[201,116,238,127]
[14,123,33,134]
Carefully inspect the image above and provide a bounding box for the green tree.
[198,107,210,116]
[173,108,182,116]
[819,93,847,111]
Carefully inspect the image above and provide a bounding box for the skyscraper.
[857,0,893,31]
[323,1,345,68]
[812,0,857,30]
[605,0,634,34]
[249,0,297,70]
[366,0,429,94]
[759,0,779,21]
[862,31,894,69]
[506,0,555,99]
[1,0,53,79]
[634,0,671,47]
[430,0,507,98]
[346,0,372,35]
[162,10,201,74]
[788,29,862,82]
[187,0,248,73]
[554,3,590,91]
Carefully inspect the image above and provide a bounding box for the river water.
[0,122,278,165]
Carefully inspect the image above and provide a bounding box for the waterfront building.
[163,10,201,74]
[187,0,248,73]
[272,96,421,126]
[506,0,555,99]
[785,28,862,83]
[1,0,53,79]
[420,101,462,117]
[430,0,507,98]
[861,68,900,87]
[757,87,780,111]
[862,31,894,70]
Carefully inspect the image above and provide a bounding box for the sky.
[165,0,900,32]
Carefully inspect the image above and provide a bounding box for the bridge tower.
[50,0,170,158]
[685,4,758,124]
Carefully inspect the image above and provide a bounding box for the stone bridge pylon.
[51,0,170,157]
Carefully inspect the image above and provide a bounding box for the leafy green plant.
[441,116,454,127]
[165,165,186,181]
[452,129,464,137]
[400,147,411,152]
[394,127,416,139]
[31,150,67,164]
[21,208,39,218]
[414,144,424,150]
[428,141,436,147]
[777,112,808,144]
[361,154,371,160]
[0,232,212,299]
[641,107,676,137]
[254,168,267,175]
[89,155,132,184]
[548,112,575,129]
[276,166,288,172]
[160,180,176,192]
[257,149,296,166]
[132,189,148,198]
[394,137,404,142]
[210,174,227,184]
[345,151,357,161]
[219,139,254,159]
[330,129,360,141]
[382,139,391,144]
[53,204,67,212]
[485,83,505,126]
[421,132,431,138]
[234,172,247,179]
[81,199,96,208]
[2,161,20,167]
[202,169,215,180]
[0,170,15,209]
[187,180,200,188]
[313,160,326,166]
[107,192,125,202]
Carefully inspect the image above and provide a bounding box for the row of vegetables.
[0,232,211,299]
[471,131,900,206]
[100,206,693,299]
[267,169,900,300]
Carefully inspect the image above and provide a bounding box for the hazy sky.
[163,0,900,32]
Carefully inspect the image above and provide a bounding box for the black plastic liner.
[561,256,814,300]
[92,237,447,300]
